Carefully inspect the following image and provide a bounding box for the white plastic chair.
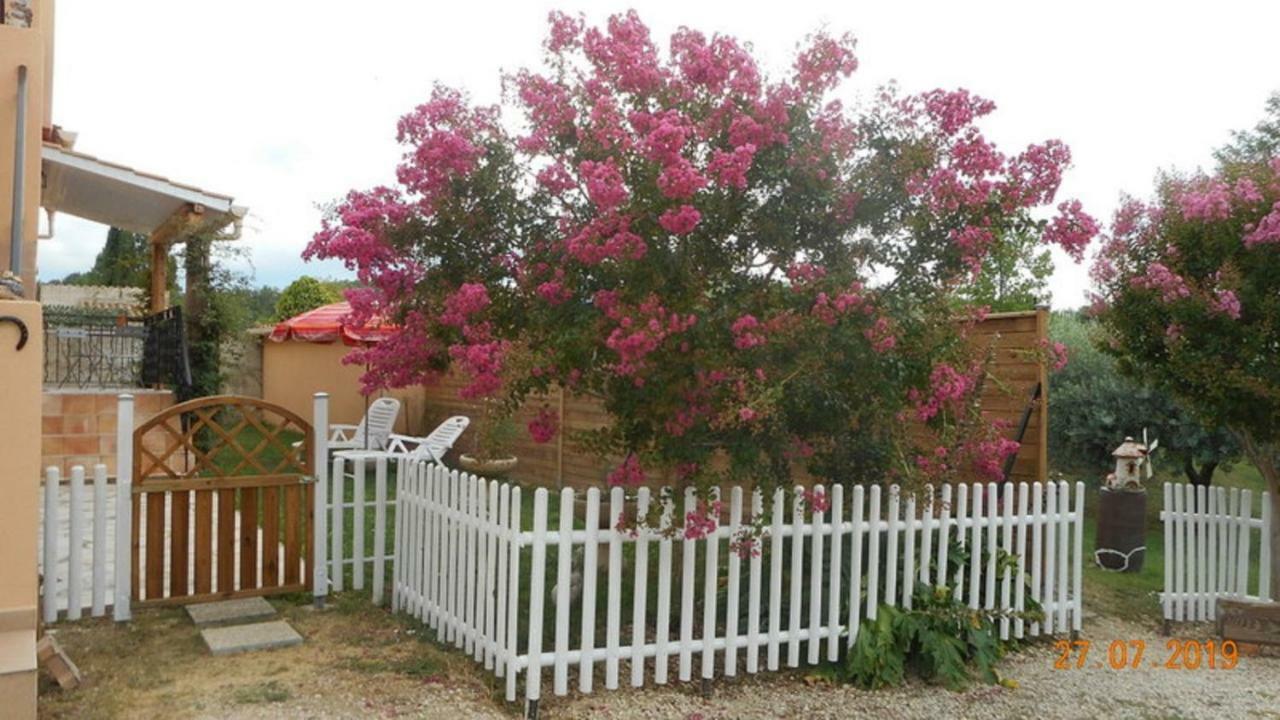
[380,415,471,465]
[326,397,402,451]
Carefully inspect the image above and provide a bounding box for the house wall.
[0,2,50,715]
[261,339,426,437]
[0,301,41,717]
[41,389,174,477]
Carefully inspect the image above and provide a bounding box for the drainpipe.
[9,64,28,278]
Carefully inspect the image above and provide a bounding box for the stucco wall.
[262,339,425,437]
[0,301,42,717]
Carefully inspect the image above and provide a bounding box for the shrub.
[304,10,1098,509]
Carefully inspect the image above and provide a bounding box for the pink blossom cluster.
[606,454,646,487]
[603,295,698,377]
[579,158,629,211]
[582,10,665,96]
[684,500,723,540]
[864,316,897,353]
[801,488,830,513]
[792,31,858,94]
[910,362,979,423]
[1039,338,1069,372]
[919,88,996,136]
[565,215,647,264]
[730,314,767,349]
[1244,201,1280,247]
[1043,200,1100,260]
[395,85,496,212]
[439,283,491,327]
[706,144,756,189]
[810,283,868,325]
[527,407,558,444]
[729,529,761,558]
[785,262,827,286]
[1002,141,1071,208]
[966,436,1021,482]
[659,204,702,235]
[670,28,761,98]
[1177,180,1233,221]
[657,160,707,199]
[1130,262,1191,303]
[449,339,508,398]
[1211,288,1242,320]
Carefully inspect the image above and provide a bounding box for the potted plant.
[458,397,519,477]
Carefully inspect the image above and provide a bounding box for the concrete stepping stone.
[202,620,303,655]
[186,596,277,626]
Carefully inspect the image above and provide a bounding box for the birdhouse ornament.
[1106,436,1153,490]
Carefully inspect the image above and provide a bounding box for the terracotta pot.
[458,454,519,477]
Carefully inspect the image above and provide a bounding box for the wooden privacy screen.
[416,308,1049,489]
[132,395,314,605]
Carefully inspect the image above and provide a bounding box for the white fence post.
[42,467,60,624]
[67,465,85,620]
[113,393,133,622]
[312,392,329,607]
[92,464,109,617]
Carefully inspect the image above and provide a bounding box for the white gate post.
[113,394,133,622]
[313,392,330,607]
[42,467,60,624]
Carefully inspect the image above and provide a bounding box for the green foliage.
[957,229,1054,312]
[1049,311,1239,481]
[1216,92,1280,168]
[274,275,341,321]
[841,584,1006,690]
[60,226,179,304]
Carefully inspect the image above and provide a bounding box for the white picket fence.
[388,460,1085,709]
[1161,482,1273,623]
[323,450,407,604]
[38,464,118,621]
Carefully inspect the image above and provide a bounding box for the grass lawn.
[37,592,510,720]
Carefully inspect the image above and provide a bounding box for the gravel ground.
[543,616,1280,719]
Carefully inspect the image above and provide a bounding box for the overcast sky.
[38,0,1280,308]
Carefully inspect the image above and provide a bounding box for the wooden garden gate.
[132,395,314,605]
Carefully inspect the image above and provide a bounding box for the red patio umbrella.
[268,301,397,345]
[269,301,399,448]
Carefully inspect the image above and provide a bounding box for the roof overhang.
[40,143,247,240]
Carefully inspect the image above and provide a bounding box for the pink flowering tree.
[305,11,1095,528]
[1090,98,1280,594]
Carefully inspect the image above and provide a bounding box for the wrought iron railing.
[43,305,192,393]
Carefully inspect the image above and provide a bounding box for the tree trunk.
[1238,432,1280,600]
[1183,457,1218,487]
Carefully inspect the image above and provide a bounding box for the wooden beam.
[147,204,207,312]
[149,240,167,312]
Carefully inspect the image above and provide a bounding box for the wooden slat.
[240,487,259,592]
[130,492,141,601]
[304,481,315,591]
[262,486,280,587]
[136,474,308,493]
[145,491,165,600]
[283,484,301,585]
[217,488,235,593]
[194,490,213,595]
[170,490,190,598]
